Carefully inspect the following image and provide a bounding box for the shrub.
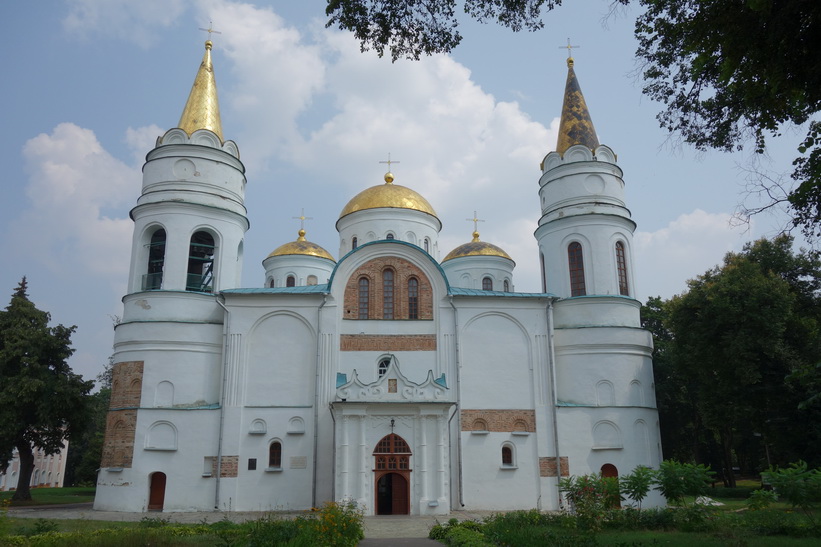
[620,465,655,510]
[560,473,612,530]
[746,488,778,510]
[762,460,821,525]
[654,460,714,506]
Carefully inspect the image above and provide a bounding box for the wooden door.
[391,473,409,514]
[148,472,166,511]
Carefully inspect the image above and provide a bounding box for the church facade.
[94,41,663,514]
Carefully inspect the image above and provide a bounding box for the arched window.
[144,228,166,290]
[286,275,296,287]
[373,434,411,471]
[268,441,282,468]
[482,277,493,291]
[424,238,430,253]
[378,358,390,377]
[501,444,515,467]
[358,277,369,319]
[407,278,419,319]
[352,237,358,250]
[568,242,586,296]
[383,269,394,319]
[268,278,275,288]
[187,231,215,292]
[503,279,510,292]
[386,233,394,240]
[616,241,629,296]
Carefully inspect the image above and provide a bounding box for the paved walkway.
[8,503,494,543]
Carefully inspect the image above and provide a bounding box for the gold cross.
[466,211,485,232]
[379,153,400,171]
[292,208,313,230]
[198,21,222,40]
[559,38,579,59]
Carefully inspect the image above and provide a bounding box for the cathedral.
[95,40,663,514]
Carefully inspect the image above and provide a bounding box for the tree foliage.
[325,0,821,238]
[646,236,821,484]
[0,278,93,500]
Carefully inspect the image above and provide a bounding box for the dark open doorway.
[376,472,409,515]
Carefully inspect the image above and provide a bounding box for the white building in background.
[94,42,663,514]
[0,443,69,492]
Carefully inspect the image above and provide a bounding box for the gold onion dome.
[442,231,513,263]
[555,57,599,156]
[338,172,438,219]
[267,229,336,261]
[178,40,224,141]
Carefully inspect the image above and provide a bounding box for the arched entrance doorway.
[600,464,620,508]
[373,433,411,515]
[148,472,166,511]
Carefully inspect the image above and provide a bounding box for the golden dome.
[442,231,513,263]
[338,172,438,220]
[267,230,335,261]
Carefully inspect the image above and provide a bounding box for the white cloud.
[63,0,187,44]
[634,209,749,300]
[19,123,139,279]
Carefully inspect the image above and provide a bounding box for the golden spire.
[555,56,599,156]
[178,40,224,141]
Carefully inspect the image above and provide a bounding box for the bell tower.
[126,40,248,296]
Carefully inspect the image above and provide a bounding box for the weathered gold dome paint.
[267,230,336,261]
[442,231,513,263]
[338,172,438,219]
[178,41,224,141]
[555,58,599,156]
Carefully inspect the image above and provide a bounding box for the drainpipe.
[215,296,231,511]
[312,294,328,508]
[448,295,465,508]
[546,299,564,510]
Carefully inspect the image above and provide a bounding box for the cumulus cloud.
[18,123,139,279]
[634,209,749,300]
[63,0,187,44]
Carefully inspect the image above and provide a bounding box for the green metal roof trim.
[450,287,556,298]
[222,285,329,295]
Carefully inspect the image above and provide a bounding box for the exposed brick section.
[100,409,137,468]
[539,456,570,477]
[340,334,437,351]
[220,456,239,478]
[461,409,536,432]
[109,361,144,409]
[343,257,433,320]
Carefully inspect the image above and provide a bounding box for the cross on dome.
[467,211,485,241]
[379,153,400,183]
[198,21,222,41]
[292,208,313,240]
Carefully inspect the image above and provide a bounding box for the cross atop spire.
[198,21,222,41]
[379,153,400,171]
[559,38,579,59]
[292,208,313,230]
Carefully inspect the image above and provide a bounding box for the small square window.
[248,458,257,471]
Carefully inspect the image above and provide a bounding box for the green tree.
[666,237,821,484]
[64,358,112,486]
[0,278,93,501]
[326,1,821,238]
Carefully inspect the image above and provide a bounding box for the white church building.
[95,41,663,514]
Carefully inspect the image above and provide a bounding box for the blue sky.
[2,0,803,384]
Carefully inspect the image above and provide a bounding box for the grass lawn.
[0,487,95,506]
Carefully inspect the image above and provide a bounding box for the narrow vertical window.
[358,277,369,319]
[503,279,510,292]
[424,238,430,253]
[268,442,282,468]
[540,251,547,293]
[352,237,358,250]
[616,242,629,296]
[144,228,166,290]
[187,231,215,292]
[383,269,394,319]
[378,358,390,377]
[286,275,296,287]
[568,242,586,296]
[502,445,514,467]
[482,277,493,291]
[408,278,419,319]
